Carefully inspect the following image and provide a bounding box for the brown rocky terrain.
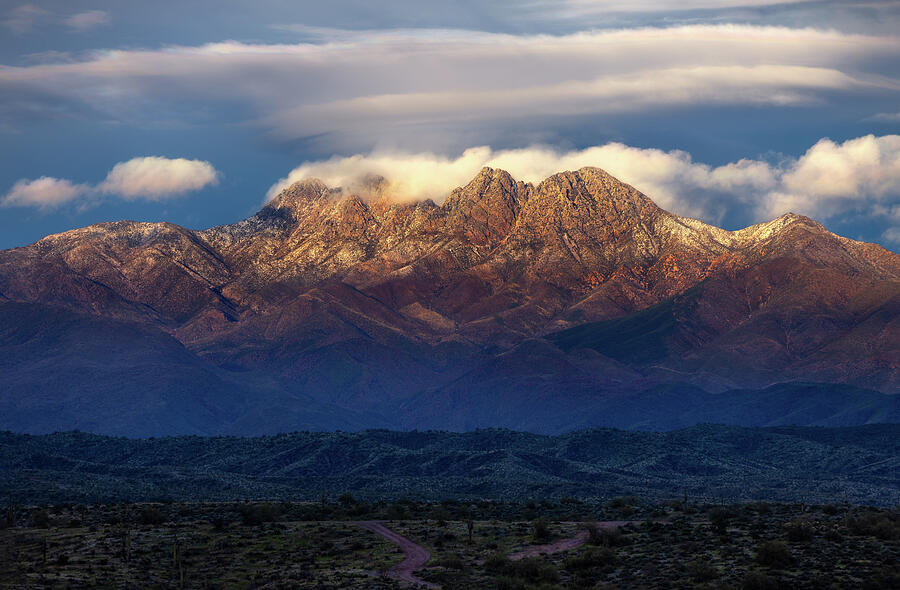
[0,167,897,435]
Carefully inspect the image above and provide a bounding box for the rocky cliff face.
[1,167,897,435]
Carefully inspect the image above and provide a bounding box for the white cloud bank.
[767,135,900,219]
[268,134,900,243]
[1,25,897,148]
[2,157,219,208]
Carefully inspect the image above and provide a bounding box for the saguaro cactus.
[123,529,131,564]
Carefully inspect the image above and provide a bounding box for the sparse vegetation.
[742,571,780,590]
[238,502,281,526]
[584,522,630,547]
[709,507,731,535]
[843,510,900,540]
[755,540,792,568]
[532,517,551,542]
[2,426,898,507]
[564,547,616,570]
[0,499,896,588]
[686,557,719,582]
[784,518,814,542]
[138,505,165,526]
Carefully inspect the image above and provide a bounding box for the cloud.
[268,134,900,237]
[869,111,900,122]
[884,226,900,245]
[265,148,497,204]
[21,50,77,65]
[763,134,900,219]
[98,157,219,200]
[520,1,900,37]
[264,65,864,143]
[0,25,896,147]
[2,5,109,35]
[3,157,219,208]
[65,10,109,32]
[554,0,816,15]
[1,177,90,208]
[2,4,48,34]
[266,143,776,220]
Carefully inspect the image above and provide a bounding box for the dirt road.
[356,521,439,588]
[508,520,633,560]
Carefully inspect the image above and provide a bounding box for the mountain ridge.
[0,166,897,436]
[3,424,899,504]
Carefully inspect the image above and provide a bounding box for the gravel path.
[509,520,634,560]
[356,521,439,588]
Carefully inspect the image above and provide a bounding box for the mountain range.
[1,167,898,436]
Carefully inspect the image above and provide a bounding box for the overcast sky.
[1,0,899,250]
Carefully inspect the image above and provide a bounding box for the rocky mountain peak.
[326,194,378,239]
[445,167,523,210]
[265,178,337,216]
[443,167,528,248]
[547,167,657,212]
[510,167,662,259]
